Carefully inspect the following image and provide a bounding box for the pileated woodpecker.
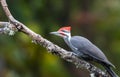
[50,26,118,77]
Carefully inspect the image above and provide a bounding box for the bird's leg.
[70,51,78,56]
[62,51,77,62]
[62,51,85,68]
[62,51,76,58]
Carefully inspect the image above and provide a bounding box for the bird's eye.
[61,30,69,33]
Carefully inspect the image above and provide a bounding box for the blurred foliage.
[0,0,120,77]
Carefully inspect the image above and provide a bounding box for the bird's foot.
[68,52,78,57]
[71,52,78,56]
[62,52,77,62]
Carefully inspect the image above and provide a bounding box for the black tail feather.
[104,65,118,77]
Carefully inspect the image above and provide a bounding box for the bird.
[50,26,118,77]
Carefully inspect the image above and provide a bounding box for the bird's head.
[50,26,71,39]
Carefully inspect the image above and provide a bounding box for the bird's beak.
[50,31,60,36]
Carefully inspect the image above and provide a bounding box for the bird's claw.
[62,52,77,62]
[71,52,78,57]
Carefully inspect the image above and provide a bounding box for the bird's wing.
[71,36,113,66]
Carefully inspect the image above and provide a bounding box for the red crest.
[58,26,71,32]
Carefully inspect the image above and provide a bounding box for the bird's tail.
[104,65,118,77]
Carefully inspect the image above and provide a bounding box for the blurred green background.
[0,0,120,77]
